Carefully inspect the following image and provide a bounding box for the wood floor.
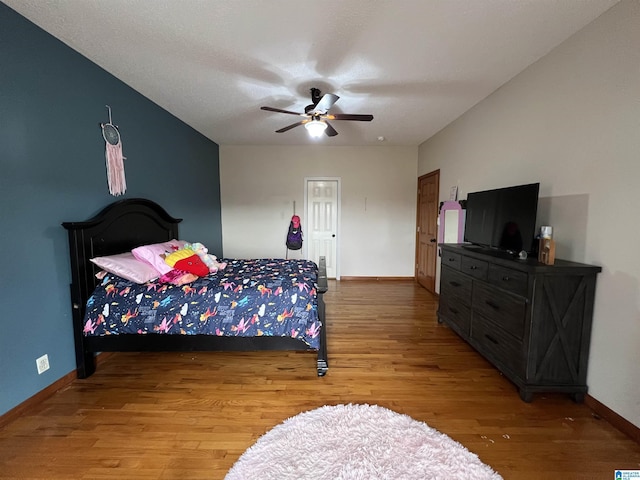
[1,280,638,479]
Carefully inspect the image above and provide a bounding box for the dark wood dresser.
[438,243,601,402]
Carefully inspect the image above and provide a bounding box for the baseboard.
[585,394,640,444]
[0,370,76,430]
[339,276,415,281]
[0,352,114,430]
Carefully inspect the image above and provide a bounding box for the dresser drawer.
[440,267,472,305]
[441,251,462,271]
[488,264,528,297]
[438,297,471,336]
[472,313,525,378]
[461,256,488,280]
[472,282,526,340]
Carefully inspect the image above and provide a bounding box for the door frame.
[304,177,341,280]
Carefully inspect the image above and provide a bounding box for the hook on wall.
[98,105,116,130]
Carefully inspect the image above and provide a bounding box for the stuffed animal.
[184,242,226,273]
[164,247,209,277]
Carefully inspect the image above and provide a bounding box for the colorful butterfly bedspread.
[82,258,321,349]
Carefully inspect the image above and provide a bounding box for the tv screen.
[464,183,540,254]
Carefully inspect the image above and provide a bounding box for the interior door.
[306,179,339,279]
[416,170,439,293]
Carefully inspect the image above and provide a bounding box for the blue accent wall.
[0,4,222,416]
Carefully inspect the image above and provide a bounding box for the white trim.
[304,177,341,280]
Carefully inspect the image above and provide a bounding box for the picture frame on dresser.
[438,200,466,244]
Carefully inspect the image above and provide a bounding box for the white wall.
[220,145,418,277]
[418,0,640,427]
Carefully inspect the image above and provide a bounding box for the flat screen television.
[463,182,540,255]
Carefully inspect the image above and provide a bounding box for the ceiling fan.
[260,88,374,138]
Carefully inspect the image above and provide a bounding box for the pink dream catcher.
[100,105,126,196]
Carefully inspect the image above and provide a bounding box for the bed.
[62,198,328,378]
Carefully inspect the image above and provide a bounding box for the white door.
[305,178,339,279]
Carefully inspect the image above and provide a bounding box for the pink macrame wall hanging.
[100,105,127,196]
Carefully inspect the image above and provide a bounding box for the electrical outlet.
[36,354,50,374]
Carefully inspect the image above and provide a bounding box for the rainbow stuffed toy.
[164,247,209,277]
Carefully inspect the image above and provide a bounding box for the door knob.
[332,234,336,238]
[430,238,437,243]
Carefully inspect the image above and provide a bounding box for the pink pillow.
[131,239,186,275]
[90,253,159,284]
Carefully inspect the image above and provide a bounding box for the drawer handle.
[449,281,461,287]
[502,276,510,281]
[449,306,459,314]
[448,257,456,262]
[485,334,499,344]
[486,300,500,310]
[470,266,478,270]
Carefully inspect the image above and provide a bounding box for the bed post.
[316,256,329,376]
[70,286,96,378]
[63,226,97,378]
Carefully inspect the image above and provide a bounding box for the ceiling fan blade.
[275,121,305,133]
[313,93,339,113]
[261,106,305,116]
[326,113,374,121]
[324,122,338,137]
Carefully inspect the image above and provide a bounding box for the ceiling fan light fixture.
[305,119,327,138]
[262,88,373,137]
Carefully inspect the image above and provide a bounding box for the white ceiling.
[4,0,619,146]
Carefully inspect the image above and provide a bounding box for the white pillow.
[90,252,159,284]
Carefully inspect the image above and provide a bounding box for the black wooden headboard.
[63,198,182,305]
[62,198,182,376]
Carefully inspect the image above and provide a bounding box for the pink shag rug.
[225,404,502,480]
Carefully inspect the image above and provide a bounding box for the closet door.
[306,178,339,279]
